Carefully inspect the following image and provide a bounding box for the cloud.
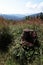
[26,2,37,9]
[0,0,43,14]
[25,1,43,14]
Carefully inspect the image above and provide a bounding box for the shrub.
[0,26,14,52]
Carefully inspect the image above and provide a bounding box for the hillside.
[0,16,43,27]
[0,16,43,65]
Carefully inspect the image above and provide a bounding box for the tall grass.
[0,23,43,65]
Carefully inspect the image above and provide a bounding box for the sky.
[0,0,43,15]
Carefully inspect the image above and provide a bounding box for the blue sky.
[0,0,43,15]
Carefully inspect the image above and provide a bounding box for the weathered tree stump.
[21,29,40,48]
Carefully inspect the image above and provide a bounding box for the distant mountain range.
[0,12,43,20]
[30,12,43,17]
[0,14,25,20]
[25,12,43,17]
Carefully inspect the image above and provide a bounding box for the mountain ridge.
[0,12,43,20]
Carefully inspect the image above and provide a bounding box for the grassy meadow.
[0,18,43,65]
